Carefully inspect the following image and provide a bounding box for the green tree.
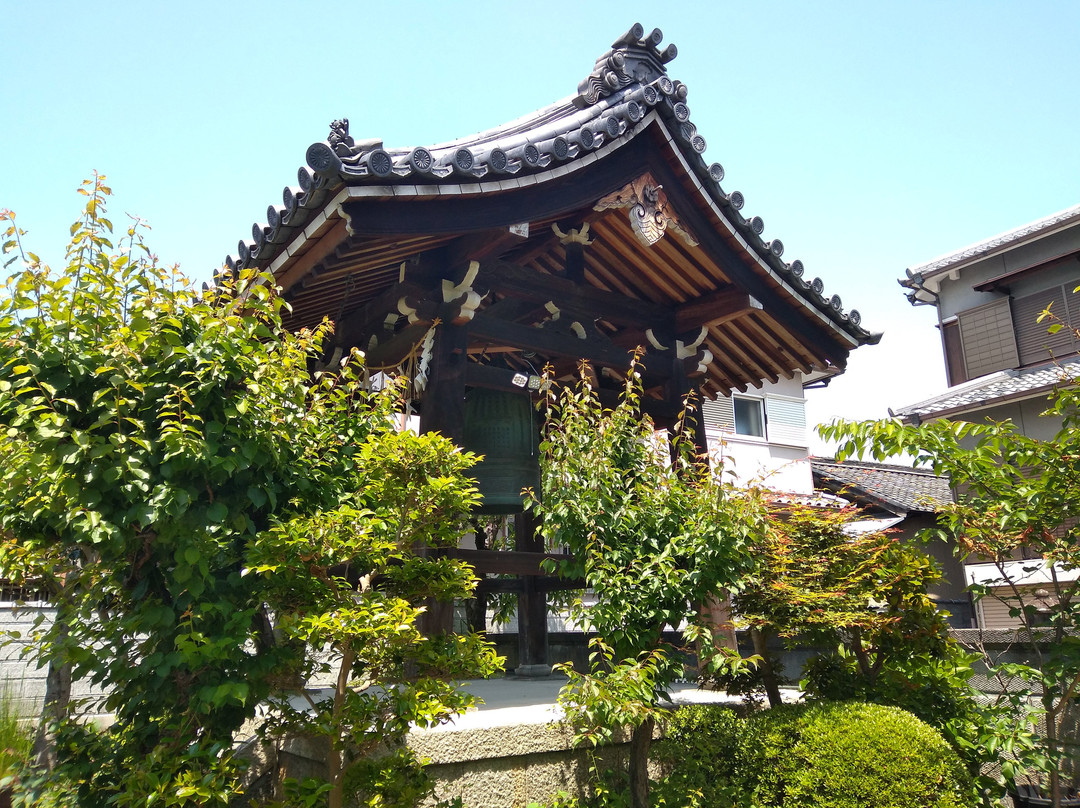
[820,391,1080,807]
[533,364,765,808]
[0,177,500,806]
[733,504,967,717]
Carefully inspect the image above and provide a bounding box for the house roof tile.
[904,204,1080,282]
[891,358,1080,422]
[811,458,953,514]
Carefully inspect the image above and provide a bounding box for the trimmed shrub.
[656,704,743,806]
[660,702,975,808]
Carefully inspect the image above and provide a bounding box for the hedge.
[659,701,974,808]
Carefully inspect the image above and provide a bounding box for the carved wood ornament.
[594,173,698,247]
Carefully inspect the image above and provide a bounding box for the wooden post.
[664,343,709,462]
[515,510,551,676]
[564,240,585,284]
[420,321,468,444]
[418,321,468,638]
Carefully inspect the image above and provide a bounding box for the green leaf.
[206,501,228,522]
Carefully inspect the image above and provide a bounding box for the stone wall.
[410,718,626,808]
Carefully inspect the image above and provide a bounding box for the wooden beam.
[593,387,685,421]
[479,296,550,323]
[476,260,672,327]
[465,363,542,394]
[362,322,432,368]
[469,313,668,377]
[339,138,651,237]
[433,548,573,577]
[275,218,350,294]
[333,279,426,347]
[675,288,762,333]
[476,576,586,595]
[447,227,531,265]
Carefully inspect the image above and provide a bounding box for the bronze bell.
[462,387,541,514]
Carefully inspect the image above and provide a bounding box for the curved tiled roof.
[225,24,876,350]
[891,358,1080,422]
[811,458,953,515]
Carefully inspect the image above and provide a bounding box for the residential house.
[895,203,1080,627]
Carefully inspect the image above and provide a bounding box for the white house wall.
[703,375,814,495]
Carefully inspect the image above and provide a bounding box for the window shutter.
[957,298,1019,379]
[1013,285,1076,366]
[941,320,968,386]
[765,396,807,446]
[702,396,735,432]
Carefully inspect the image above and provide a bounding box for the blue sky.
[4,1,1079,450]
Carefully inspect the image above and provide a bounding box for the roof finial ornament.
[573,23,676,109]
[321,118,385,162]
[328,118,353,151]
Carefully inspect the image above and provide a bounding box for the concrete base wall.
[416,712,683,808]
[1,605,50,717]
[263,713,654,808]
[411,720,613,808]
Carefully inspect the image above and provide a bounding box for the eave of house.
[891,357,1080,424]
[811,458,953,515]
[899,203,1080,302]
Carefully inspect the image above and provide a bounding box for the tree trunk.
[629,717,654,808]
[464,591,488,633]
[750,627,783,708]
[850,629,876,684]
[700,594,739,654]
[32,636,72,769]
[327,645,355,808]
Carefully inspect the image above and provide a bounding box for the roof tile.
[892,358,1080,421]
[811,458,953,514]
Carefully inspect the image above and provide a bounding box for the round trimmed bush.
[661,702,974,808]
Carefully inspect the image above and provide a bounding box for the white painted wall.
[1,605,108,720]
[704,375,814,495]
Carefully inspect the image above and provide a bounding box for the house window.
[733,396,765,438]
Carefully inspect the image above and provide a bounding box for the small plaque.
[509,222,530,238]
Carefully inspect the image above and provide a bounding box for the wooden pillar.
[418,321,468,638]
[663,339,709,461]
[515,510,551,676]
[420,321,468,444]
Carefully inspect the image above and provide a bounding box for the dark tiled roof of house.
[811,458,953,515]
[891,358,1080,422]
[225,23,876,350]
[905,203,1080,281]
